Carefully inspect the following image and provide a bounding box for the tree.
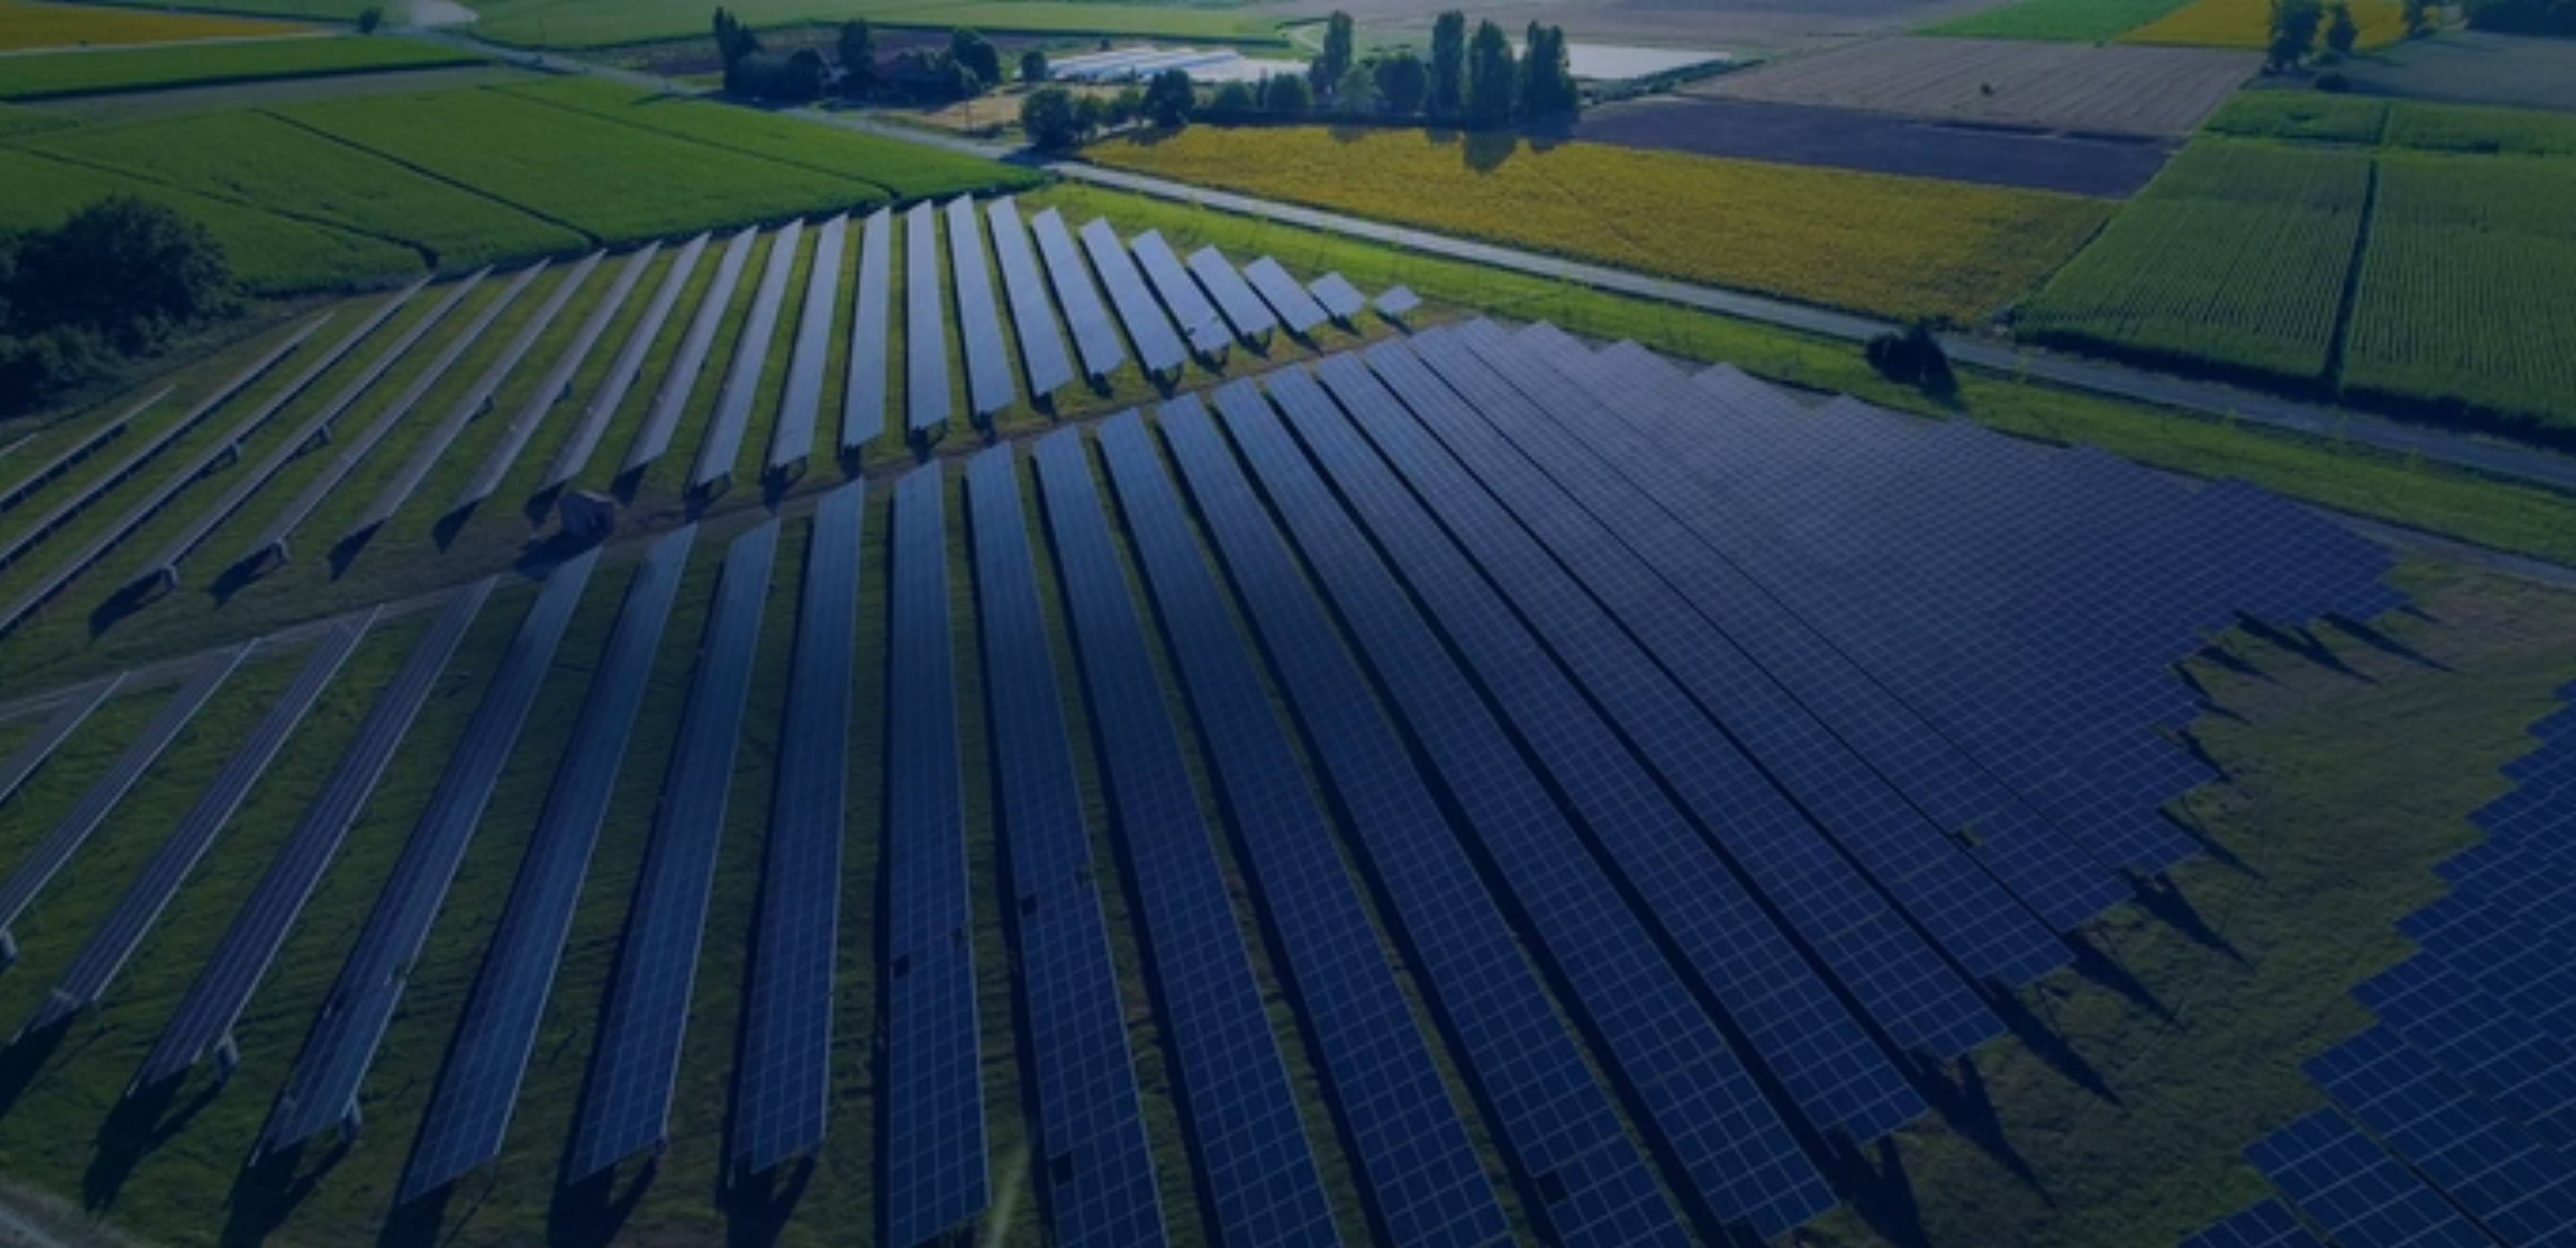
[2268,0,2324,70]
[1866,321,1954,393]
[1107,83,1145,125]
[1374,47,1428,115]
[1262,70,1313,114]
[356,5,382,33]
[837,18,878,95]
[1074,93,1108,136]
[1311,9,1355,95]
[1021,85,1083,150]
[1143,67,1195,127]
[949,28,1002,87]
[2402,0,2434,36]
[1020,48,1049,85]
[1211,80,1258,115]
[1464,18,1515,127]
[1428,9,1465,116]
[1517,21,1576,119]
[1335,62,1377,114]
[710,6,760,66]
[2324,1,2361,53]
[9,196,234,351]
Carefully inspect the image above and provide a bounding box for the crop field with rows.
[1923,0,2197,43]
[0,0,307,50]
[2017,141,2368,384]
[2124,0,2409,49]
[2205,92,2393,146]
[1088,126,2114,324]
[0,36,472,100]
[0,146,418,292]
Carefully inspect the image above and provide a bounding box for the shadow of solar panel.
[259,548,599,1155]
[0,388,163,520]
[0,643,246,947]
[23,612,370,1040]
[845,209,893,452]
[400,527,694,1204]
[1097,409,1509,1248]
[572,519,777,1180]
[883,464,987,1245]
[905,203,953,437]
[985,199,1077,401]
[963,444,1165,1248]
[2245,1110,2494,1248]
[768,215,845,478]
[1028,427,1341,1248]
[133,578,490,1093]
[1184,246,1276,344]
[733,479,863,1176]
[462,242,659,512]
[2181,1200,2327,1248]
[1242,257,1328,335]
[1251,369,1836,1239]
[0,387,159,570]
[945,197,1015,421]
[1030,209,1126,382]
[1127,230,1226,358]
[2307,1026,2576,1243]
[0,673,123,813]
[625,227,756,476]
[1307,273,1366,323]
[1075,218,1184,376]
[693,223,802,494]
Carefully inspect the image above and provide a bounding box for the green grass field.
[458,0,1289,49]
[1922,0,2198,42]
[0,36,474,101]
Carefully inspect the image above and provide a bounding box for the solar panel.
[258,548,600,1155]
[767,214,845,478]
[1026,427,1342,1248]
[1095,410,1510,1247]
[2180,1200,2328,1248]
[572,519,778,1180]
[0,388,171,570]
[984,199,1077,400]
[1075,217,1185,376]
[1184,385,1689,1247]
[21,612,370,1039]
[961,444,1166,1248]
[692,221,804,495]
[1244,372,1836,1238]
[131,578,490,1092]
[543,234,706,492]
[2307,1026,2576,1243]
[905,202,953,437]
[883,465,987,1245]
[356,253,604,539]
[2355,953,2576,1159]
[239,262,545,576]
[945,197,1015,420]
[0,672,123,814]
[1029,209,1126,381]
[133,274,467,593]
[844,208,894,451]
[2244,1109,2493,1247]
[1185,246,1277,344]
[0,645,246,951]
[400,527,694,1202]
[1242,257,1329,335]
[733,478,863,1175]
[1307,272,1366,323]
[1127,230,1227,357]
[458,242,659,513]
[0,388,164,518]
[623,226,757,476]
[1373,286,1419,319]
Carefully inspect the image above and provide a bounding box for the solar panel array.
[905,203,953,436]
[625,226,756,476]
[2243,1110,2493,1247]
[0,673,123,813]
[985,198,1076,399]
[260,548,598,1154]
[0,388,162,517]
[1242,256,1329,335]
[734,479,863,1175]
[694,221,803,493]
[945,197,1014,421]
[572,519,778,1180]
[1075,217,1185,376]
[545,233,705,492]
[2181,1200,2328,1248]
[1127,229,1227,358]
[844,208,894,451]
[961,444,1165,1248]
[401,528,694,1202]
[768,215,845,478]
[459,242,659,512]
[1185,245,1277,344]
[1030,208,1126,381]
[1307,272,1366,323]
[1,390,173,571]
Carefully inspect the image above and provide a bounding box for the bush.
[1866,321,1955,391]
[2317,69,2353,91]
[356,5,382,34]
[1020,48,1048,85]
[1261,71,1311,114]
[1211,80,1257,115]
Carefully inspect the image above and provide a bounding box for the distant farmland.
[1690,37,2256,138]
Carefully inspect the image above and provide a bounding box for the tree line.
[710,10,1016,103]
[1,197,236,417]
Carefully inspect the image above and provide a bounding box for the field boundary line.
[2321,156,2381,392]
[19,133,458,270]
[258,104,604,249]
[489,79,906,207]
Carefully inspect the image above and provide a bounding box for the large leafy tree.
[837,18,877,95]
[1143,68,1196,127]
[949,27,1002,87]
[1020,85,1082,149]
[1310,9,1355,95]
[2268,0,2325,69]
[1464,17,1515,127]
[1428,9,1466,115]
[1374,47,1428,115]
[709,6,759,65]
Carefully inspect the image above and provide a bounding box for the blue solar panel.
[1030,209,1126,381]
[1307,273,1366,323]
[3,370,242,572]
[766,215,844,478]
[962,444,1166,1248]
[2308,1026,2576,1243]
[884,464,988,1245]
[133,579,490,1092]
[0,388,161,523]
[2356,953,2576,1156]
[625,227,756,475]
[400,527,694,1202]
[2245,1109,2493,1247]
[1075,218,1185,376]
[1026,427,1342,1248]
[22,613,370,1039]
[845,208,893,451]
[945,197,1015,421]
[905,203,953,437]
[1242,257,1329,335]
[0,673,123,815]
[1240,372,1837,1239]
[1186,246,1277,344]
[693,222,803,493]
[545,236,703,493]
[572,520,778,1180]
[1128,230,1227,357]
[1095,410,1510,1248]
[985,199,1077,400]
[0,644,246,945]
[462,242,659,511]
[734,479,863,1175]
[258,548,599,1155]
[2181,1200,2328,1248]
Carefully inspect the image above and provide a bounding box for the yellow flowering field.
[2123,0,2407,50]
[1088,127,2113,323]
[0,0,309,50]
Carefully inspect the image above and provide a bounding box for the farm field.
[1686,37,2256,138]
[2292,29,2576,111]
[458,0,1290,49]
[0,0,309,51]
[1085,125,2114,323]
[2124,0,2408,48]
[1922,0,2196,42]
[0,36,474,101]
